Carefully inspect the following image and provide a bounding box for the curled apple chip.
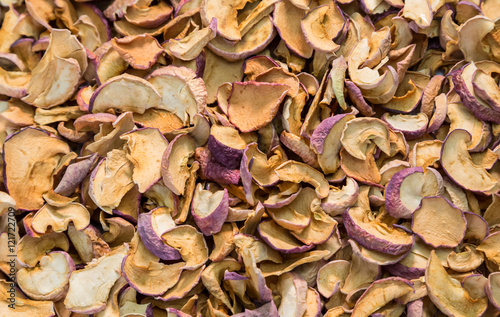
[89,149,134,213]
[321,177,359,216]
[317,260,350,298]
[275,161,329,199]
[267,187,315,231]
[341,118,391,161]
[208,16,276,61]
[258,219,314,254]
[343,207,414,255]
[273,0,312,58]
[412,196,466,248]
[137,207,181,261]
[64,244,128,314]
[161,134,196,196]
[90,74,162,114]
[31,203,91,234]
[22,29,87,109]
[487,272,500,310]
[0,280,55,316]
[191,184,228,235]
[385,167,443,219]
[277,272,308,317]
[477,232,500,269]
[227,81,289,133]
[67,224,110,263]
[201,0,247,41]
[146,66,207,125]
[351,277,414,317]
[162,225,208,270]
[111,34,164,69]
[120,128,168,193]
[426,250,488,317]
[301,3,344,53]
[447,101,491,152]
[382,113,428,141]
[167,18,217,61]
[4,128,70,211]
[208,125,256,169]
[122,234,185,296]
[17,251,74,301]
[441,129,499,194]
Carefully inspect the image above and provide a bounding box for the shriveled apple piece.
[208,124,256,169]
[458,16,495,62]
[0,279,55,316]
[301,3,344,53]
[311,113,356,174]
[203,49,244,103]
[111,34,163,69]
[343,207,414,255]
[473,69,500,111]
[321,177,359,217]
[124,1,172,28]
[317,260,350,298]
[22,29,87,109]
[351,277,414,317]
[162,225,208,270]
[64,244,128,314]
[441,129,499,195]
[191,184,228,235]
[341,253,380,295]
[477,232,500,269]
[90,74,161,114]
[161,134,196,196]
[291,202,337,246]
[67,224,111,263]
[402,0,432,28]
[17,251,74,301]
[447,102,491,152]
[137,207,181,261]
[120,128,168,193]
[267,187,315,231]
[201,258,241,311]
[275,161,329,199]
[341,118,391,161]
[258,219,314,254]
[447,244,484,272]
[382,113,428,140]
[209,223,237,262]
[4,128,70,211]
[425,250,488,317]
[227,81,288,133]
[233,233,283,264]
[208,16,276,61]
[159,265,204,301]
[273,0,313,58]
[89,149,134,213]
[201,0,248,41]
[385,167,443,219]
[31,203,90,234]
[486,272,500,310]
[133,109,184,134]
[277,272,308,317]
[167,18,217,61]
[255,67,300,97]
[146,66,207,125]
[122,234,185,296]
[412,196,466,248]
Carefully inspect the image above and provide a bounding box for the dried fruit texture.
[5,0,500,314]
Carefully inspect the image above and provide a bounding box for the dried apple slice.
[321,177,359,216]
[162,225,208,270]
[122,234,185,296]
[90,74,162,114]
[447,101,491,153]
[124,1,173,28]
[191,184,228,235]
[146,66,207,125]
[203,49,244,103]
[458,15,494,62]
[89,149,134,213]
[201,258,241,310]
[0,280,55,316]
[111,34,164,69]
[275,161,329,199]
[341,118,391,161]
[137,207,181,261]
[267,187,315,231]
[208,16,276,61]
[412,196,466,248]
[310,113,356,174]
[402,0,432,28]
[227,81,289,133]
[17,251,74,301]
[255,67,300,97]
[382,113,428,140]
[167,19,217,61]
[208,124,256,169]
[472,68,500,111]
[301,3,344,53]
[201,0,248,41]
[4,128,70,211]
[233,233,283,264]
[67,224,110,263]
[277,272,308,317]
[441,129,499,195]
[258,219,314,254]
[487,272,500,310]
[273,0,313,58]
[385,167,443,219]
[351,277,414,317]
[343,206,414,255]
[64,244,128,314]
[317,260,350,298]
[477,232,500,269]
[425,250,488,317]
[120,128,168,193]
[31,203,91,234]
[161,134,196,196]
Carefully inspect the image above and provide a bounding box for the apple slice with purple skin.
[191,183,229,236]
